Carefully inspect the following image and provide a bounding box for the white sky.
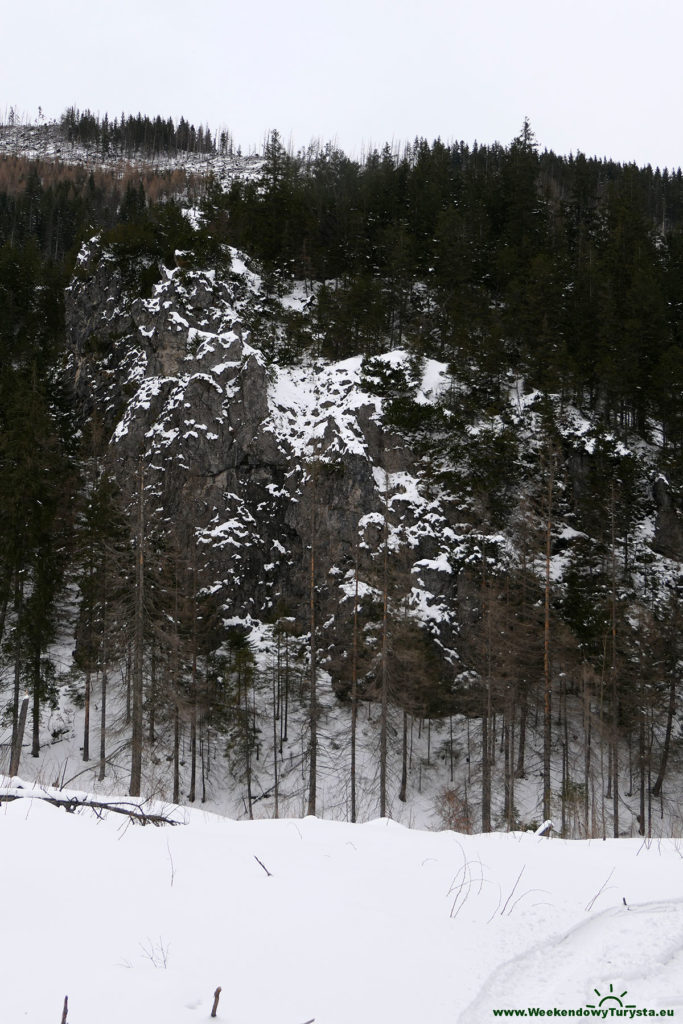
[2,0,683,169]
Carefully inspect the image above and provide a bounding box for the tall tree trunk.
[0,568,11,648]
[480,568,492,833]
[610,482,619,837]
[652,672,676,797]
[188,548,198,803]
[350,557,360,821]
[503,706,511,828]
[272,658,279,818]
[83,541,94,763]
[98,664,108,782]
[31,648,41,758]
[10,573,23,752]
[379,473,390,818]
[282,633,289,745]
[481,701,491,832]
[83,669,91,762]
[189,705,197,802]
[98,576,108,782]
[516,689,528,778]
[172,703,180,804]
[542,458,554,823]
[638,694,645,835]
[9,695,29,777]
[307,466,318,816]
[399,710,408,803]
[583,669,591,835]
[244,674,253,820]
[148,642,156,744]
[129,457,145,797]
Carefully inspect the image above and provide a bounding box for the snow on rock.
[60,235,683,837]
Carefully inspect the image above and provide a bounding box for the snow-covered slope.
[1,781,682,1023]
[0,120,264,184]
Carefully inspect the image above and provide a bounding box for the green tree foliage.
[210,118,683,439]
[0,368,74,751]
[60,107,215,156]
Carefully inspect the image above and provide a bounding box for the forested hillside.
[0,112,681,836]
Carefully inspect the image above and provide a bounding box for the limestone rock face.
[66,240,683,713]
[63,241,459,678]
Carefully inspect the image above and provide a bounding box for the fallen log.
[0,790,183,826]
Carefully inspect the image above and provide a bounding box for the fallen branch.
[0,791,183,827]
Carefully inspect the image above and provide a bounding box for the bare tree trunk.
[516,690,528,778]
[83,543,94,763]
[170,570,181,804]
[542,458,554,822]
[583,669,591,835]
[189,541,199,803]
[98,664,107,781]
[481,569,492,833]
[652,672,676,798]
[481,703,491,832]
[379,473,390,818]
[0,569,11,648]
[173,704,180,805]
[189,694,197,802]
[148,642,156,744]
[10,573,23,752]
[83,669,91,762]
[9,695,28,776]
[272,651,279,817]
[610,483,619,837]
[449,714,454,783]
[201,722,207,803]
[129,457,145,797]
[307,466,318,816]
[282,633,289,744]
[599,635,607,839]
[503,707,511,828]
[244,675,253,819]
[399,710,408,802]
[638,696,646,835]
[31,649,41,758]
[98,575,108,781]
[350,542,360,821]
[125,645,132,724]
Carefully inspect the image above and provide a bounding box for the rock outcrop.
[64,240,460,683]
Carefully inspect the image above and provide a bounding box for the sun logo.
[586,982,636,1010]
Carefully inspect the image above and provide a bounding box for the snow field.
[2,783,683,1023]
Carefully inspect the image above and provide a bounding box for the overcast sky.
[2,0,682,169]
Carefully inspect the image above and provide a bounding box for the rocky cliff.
[59,236,683,829]
[64,239,461,684]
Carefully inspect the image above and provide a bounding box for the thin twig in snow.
[500,865,525,916]
[254,854,272,877]
[585,867,616,911]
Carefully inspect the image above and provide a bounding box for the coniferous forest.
[0,111,682,836]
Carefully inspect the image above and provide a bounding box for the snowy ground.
[1,779,682,1023]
